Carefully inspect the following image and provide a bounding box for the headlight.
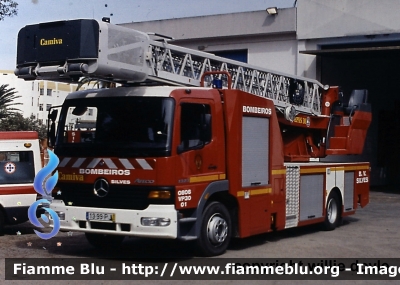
[141,217,171,227]
[148,190,171,199]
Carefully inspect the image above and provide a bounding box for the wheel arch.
[194,180,238,238]
[326,187,343,214]
[323,187,343,231]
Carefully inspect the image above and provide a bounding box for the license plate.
[86,212,115,222]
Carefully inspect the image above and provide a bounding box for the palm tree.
[0,84,21,119]
[0,1,18,21]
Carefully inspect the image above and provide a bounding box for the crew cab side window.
[179,103,211,152]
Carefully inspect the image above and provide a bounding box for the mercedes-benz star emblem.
[93,179,109,197]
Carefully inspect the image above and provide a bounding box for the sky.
[0,0,295,70]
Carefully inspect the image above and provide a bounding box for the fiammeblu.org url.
[122,262,400,278]
[174,263,341,277]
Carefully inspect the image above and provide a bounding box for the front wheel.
[85,233,125,249]
[197,201,231,256]
[0,210,4,236]
[323,191,341,231]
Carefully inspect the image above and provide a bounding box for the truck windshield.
[55,97,174,157]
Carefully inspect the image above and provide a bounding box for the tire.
[196,201,231,256]
[323,191,341,231]
[85,233,125,249]
[0,210,4,236]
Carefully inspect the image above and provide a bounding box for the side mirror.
[200,113,211,142]
[72,106,87,116]
[49,109,58,121]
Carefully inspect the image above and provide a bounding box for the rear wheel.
[324,191,341,231]
[85,233,125,249]
[197,201,231,256]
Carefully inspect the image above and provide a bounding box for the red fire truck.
[15,19,371,256]
[0,131,42,235]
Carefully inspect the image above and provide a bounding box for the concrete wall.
[122,9,296,41]
[296,0,400,83]
[298,0,400,40]
[121,8,299,75]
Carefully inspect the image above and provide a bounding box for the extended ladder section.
[15,19,325,116]
[147,42,324,116]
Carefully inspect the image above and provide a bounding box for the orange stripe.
[343,165,369,171]
[237,188,272,197]
[272,169,286,175]
[0,131,38,140]
[300,167,327,174]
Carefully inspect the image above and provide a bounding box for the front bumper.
[49,199,178,239]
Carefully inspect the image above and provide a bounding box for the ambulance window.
[180,103,211,151]
[0,151,35,184]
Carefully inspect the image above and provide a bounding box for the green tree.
[0,113,47,140]
[0,0,18,21]
[0,84,21,118]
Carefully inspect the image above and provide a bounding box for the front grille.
[90,222,116,231]
[54,183,174,210]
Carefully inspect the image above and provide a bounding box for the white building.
[0,70,96,126]
[0,70,74,124]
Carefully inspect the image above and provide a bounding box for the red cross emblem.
[4,162,16,174]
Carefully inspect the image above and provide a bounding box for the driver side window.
[180,103,211,150]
